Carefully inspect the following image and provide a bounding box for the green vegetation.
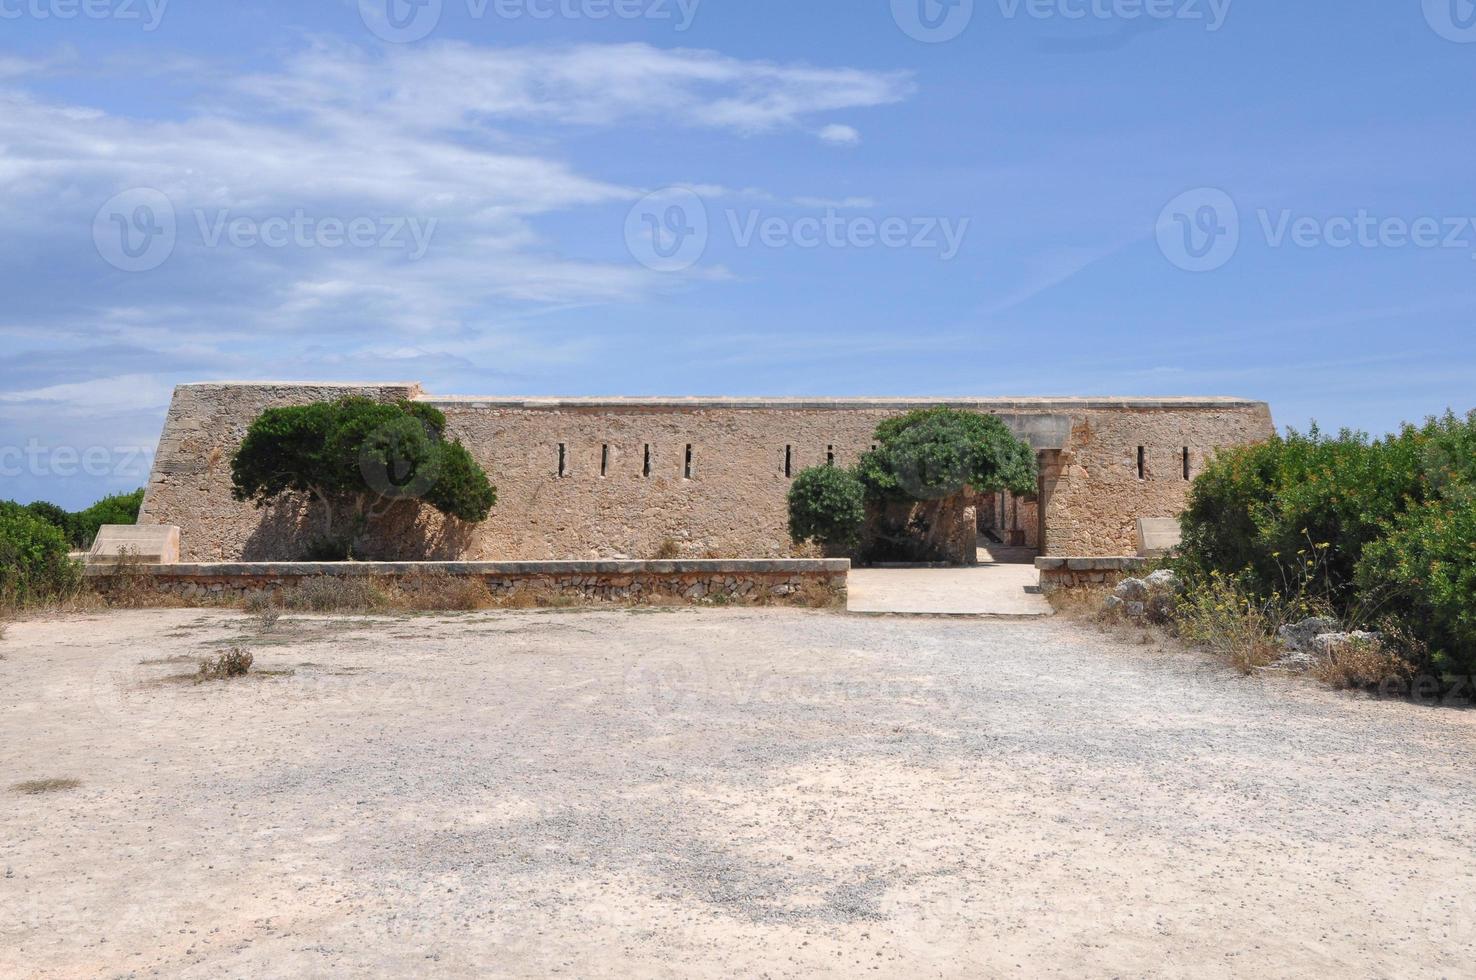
[788,407,1037,557]
[230,397,496,559]
[0,501,82,608]
[69,489,147,549]
[855,407,1037,502]
[15,489,145,550]
[1175,410,1476,677]
[788,465,866,550]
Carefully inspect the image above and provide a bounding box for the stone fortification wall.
[139,384,1273,561]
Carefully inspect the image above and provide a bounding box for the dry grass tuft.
[1047,585,1117,620]
[1313,636,1414,691]
[196,647,254,681]
[390,570,495,611]
[795,581,844,610]
[653,539,683,560]
[278,576,391,613]
[10,778,81,795]
[1173,576,1283,674]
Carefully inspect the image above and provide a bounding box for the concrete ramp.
[846,565,1053,618]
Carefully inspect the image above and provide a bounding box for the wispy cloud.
[0,38,911,502]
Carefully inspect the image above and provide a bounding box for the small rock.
[1266,651,1320,673]
[1277,616,1341,652]
[1144,569,1180,592]
[1311,631,1385,656]
[1124,602,1146,620]
[1114,578,1148,601]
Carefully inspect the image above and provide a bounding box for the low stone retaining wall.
[84,559,849,607]
[1034,557,1146,593]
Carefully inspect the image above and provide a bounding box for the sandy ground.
[846,565,1052,617]
[3,607,1476,978]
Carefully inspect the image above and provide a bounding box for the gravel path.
[3,607,1474,977]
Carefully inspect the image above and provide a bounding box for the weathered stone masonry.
[138,383,1274,562]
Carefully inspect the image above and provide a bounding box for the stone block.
[88,525,180,565]
[1137,518,1183,558]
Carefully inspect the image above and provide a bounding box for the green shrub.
[1357,486,1476,675]
[788,466,866,549]
[1176,409,1476,678]
[231,398,496,558]
[24,500,73,537]
[0,502,81,608]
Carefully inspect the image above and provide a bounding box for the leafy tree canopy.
[788,465,866,549]
[230,398,496,556]
[856,407,1037,503]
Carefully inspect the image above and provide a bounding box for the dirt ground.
[3,607,1475,978]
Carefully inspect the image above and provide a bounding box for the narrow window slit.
[558,443,567,478]
[826,445,835,466]
[643,444,652,478]
[1182,447,1191,480]
[684,444,693,480]
[784,445,792,478]
[601,444,609,478]
[1137,446,1146,481]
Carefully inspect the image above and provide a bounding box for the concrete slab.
[847,564,1053,618]
[88,525,180,565]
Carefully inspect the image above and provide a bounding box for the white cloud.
[236,41,911,136]
[0,39,911,501]
[817,124,862,146]
[0,40,908,332]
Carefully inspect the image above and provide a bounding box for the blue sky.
[2,0,1474,507]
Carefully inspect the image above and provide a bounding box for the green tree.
[788,465,866,550]
[856,407,1037,502]
[231,398,496,558]
[24,500,74,538]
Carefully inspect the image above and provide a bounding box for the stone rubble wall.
[84,560,849,607]
[1034,557,1148,593]
[138,384,1274,562]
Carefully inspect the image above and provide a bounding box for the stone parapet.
[1035,556,1147,592]
[85,559,850,607]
